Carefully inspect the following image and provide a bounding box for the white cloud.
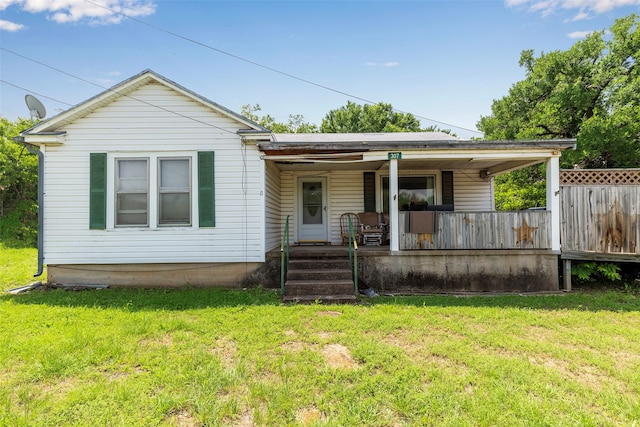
[564,9,590,21]
[0,18,25,31]
[1,0,155,25]
[364,62,400,67]
[568,30,594,38]
[506,0,640,16]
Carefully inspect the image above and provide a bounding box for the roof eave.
[258,139,577,153]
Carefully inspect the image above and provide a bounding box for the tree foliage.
[320,101,455,134]
[241,104,318,133]
[479,13,639,168]
[321,101,420,133]
[0,117,38,246]
[479,14,640,209]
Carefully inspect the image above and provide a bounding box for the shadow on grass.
[367,289,640,312]
[2,286,639,312]
[0,286,283,311]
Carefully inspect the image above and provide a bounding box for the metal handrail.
[347,216,359,296]
[280,215,290,296]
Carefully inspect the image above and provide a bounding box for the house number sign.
[388,152,402,160]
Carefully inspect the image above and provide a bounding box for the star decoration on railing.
[513,219,538,245]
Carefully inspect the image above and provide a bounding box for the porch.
[265,244,559,294]
[257,133,575,295]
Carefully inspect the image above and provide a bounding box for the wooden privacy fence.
[560,170,639,258]
[400,211,551,250]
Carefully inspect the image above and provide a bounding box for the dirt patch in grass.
[378,330,425,355]
[317,310,342,317]
[232,409,254,427]
[41,377,78,397]
[164,409,199,427]
[104,365,146,382]
[296,406,324,425]
[0,369,15,385]
[140,333,174,347]
[317,331,336,339]
[210,336,237,368]
[321,344,358,369]
[281,341,311,353]
[609,350,640,371]
[527,355,627,392]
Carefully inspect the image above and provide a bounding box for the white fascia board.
[20,133,66,146]
[362,150,558,161]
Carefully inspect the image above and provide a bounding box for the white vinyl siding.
[453,169,493,211]
[264,161,281,251]
[42,83,265,264]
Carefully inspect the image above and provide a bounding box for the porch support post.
[546,155,561,252]
[389,158,400,252]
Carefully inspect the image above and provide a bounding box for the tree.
[320,101,421,133]
[0,117,38,246]
[478,14,640,209]
[241,104,318,133]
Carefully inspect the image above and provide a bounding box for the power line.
[0,80,75,107]
[1,47,237,135]
[83,0,483,135]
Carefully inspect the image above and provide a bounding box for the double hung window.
[115,159,149,226]
[158,158,191,225]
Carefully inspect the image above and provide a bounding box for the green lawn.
[1,246,640,426]
[0,245,41,292]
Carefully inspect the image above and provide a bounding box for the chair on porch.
[340,212,361,246]
[358,212,387,246]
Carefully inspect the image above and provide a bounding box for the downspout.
[22,141,44,277]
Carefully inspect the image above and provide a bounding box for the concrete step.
[286,268,352,281]
[284,279,355,297]
[288,259,351,270]
[282,294,358,304]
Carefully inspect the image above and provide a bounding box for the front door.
[298,177,328,242]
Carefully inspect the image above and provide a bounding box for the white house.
[18,70,576,294]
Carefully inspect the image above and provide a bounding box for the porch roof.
[259,134,576,175]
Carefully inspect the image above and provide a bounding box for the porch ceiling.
[271,157,546,175]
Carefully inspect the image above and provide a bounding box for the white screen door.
[298,177,328,242]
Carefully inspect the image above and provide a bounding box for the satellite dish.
[25,94,47,122]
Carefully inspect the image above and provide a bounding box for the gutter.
[15,136,44,277]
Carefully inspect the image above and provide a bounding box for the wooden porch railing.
[399,211,551,250]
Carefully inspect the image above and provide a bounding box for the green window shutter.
[441,171,454,206]
[198,151,215,227]
[89,153,107,229]
[363,172,376,212]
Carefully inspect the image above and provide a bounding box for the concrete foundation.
[358,250,560,293]
[47,249,560,293]
[47,262,263,288]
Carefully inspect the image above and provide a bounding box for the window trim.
[105,152,200,230]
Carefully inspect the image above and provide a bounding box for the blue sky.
[1,0,639,138]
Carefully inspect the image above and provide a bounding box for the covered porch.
[258,133,576,293]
